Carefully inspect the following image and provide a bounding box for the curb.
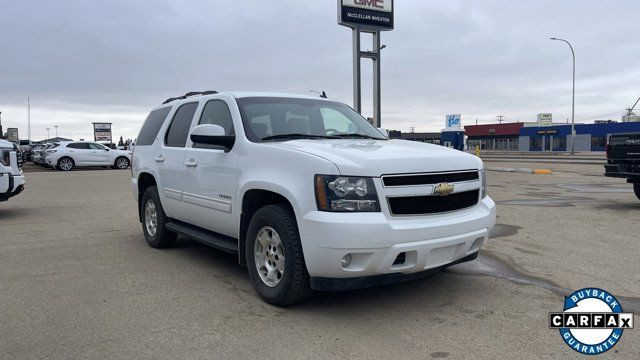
[487,167,552,175]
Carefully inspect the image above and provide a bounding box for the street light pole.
[550,37,576,154]
[54,125,58,138]
[46,127,50,140]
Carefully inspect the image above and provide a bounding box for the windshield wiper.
[261,133,340,141]
[333,133,384,140]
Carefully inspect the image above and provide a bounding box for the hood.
[266,139,483,176]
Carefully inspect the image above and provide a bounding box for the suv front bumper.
[295,196,496,286]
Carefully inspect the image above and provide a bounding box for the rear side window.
[137,107,172,146]
[165,102,198,147]
[67,143,90,149]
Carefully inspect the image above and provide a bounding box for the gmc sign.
[338,0,394,30]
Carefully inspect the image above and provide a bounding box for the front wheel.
[634,183,640,201]
[113,156,130,169]
[245,204,311,306]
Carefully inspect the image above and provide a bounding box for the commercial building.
[464,121,640,152]
[465,123,524,151]
[519,122,640,151]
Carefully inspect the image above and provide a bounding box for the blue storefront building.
[519,122,640,152]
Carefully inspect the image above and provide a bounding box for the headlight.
[480,169,487,198]
[315,175,380,212]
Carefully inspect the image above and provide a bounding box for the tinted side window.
[199,100,235,136]
[67,143,90,149]
[165,102,198,147]
[137,107,172,146]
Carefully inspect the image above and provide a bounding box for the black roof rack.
[162,90,218,105]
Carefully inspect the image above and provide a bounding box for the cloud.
[1,0,639,140]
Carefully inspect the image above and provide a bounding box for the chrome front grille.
[382,171,479,187]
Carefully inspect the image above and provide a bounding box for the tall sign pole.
[27,96,31,144]
[338,0,394,128]
[352,28,361,113]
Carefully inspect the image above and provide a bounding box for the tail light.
[605,144,612,160]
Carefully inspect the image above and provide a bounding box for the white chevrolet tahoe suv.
[0,139,26,202]
[45,141,131,171]
[131,91,496,306]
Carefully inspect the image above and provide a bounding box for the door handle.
[154,155,165,163]
[184,160,198,167]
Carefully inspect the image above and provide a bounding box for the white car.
[0,139,26,202]
[46,141,132,171]
[131,91,496,306]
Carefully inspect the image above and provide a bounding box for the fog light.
[341,254,352,268]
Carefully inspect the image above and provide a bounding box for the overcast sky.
[1,0,639,141]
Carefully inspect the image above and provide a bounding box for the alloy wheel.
[116,157,129,169]
[144,200,158,237]
[59,158,73,171]
[254,226,285,287]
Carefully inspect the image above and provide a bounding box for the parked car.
[0,139,26,202]
[40,143,60,167]
[45,141,132,171]
[131,91,496,306]
[605,132,640,200]
[30,144,46,165]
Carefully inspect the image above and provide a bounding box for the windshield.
[236,97,387,142]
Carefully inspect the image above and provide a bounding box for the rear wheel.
[141,186,176,248]
[634,183,640,201]
[245,204,311,306]
[57,157,75,171]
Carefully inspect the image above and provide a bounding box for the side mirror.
[190,124,235,151]
[9,151,19,172]
[377,128,389,138]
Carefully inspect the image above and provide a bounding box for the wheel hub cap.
[254,226,285,287]
[60,159,72,170]
[144,200,158,237]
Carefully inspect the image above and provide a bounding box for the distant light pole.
[46,127,50,140]
[550,37,576,154]
[54,125,58,138]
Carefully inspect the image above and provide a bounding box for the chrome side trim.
[182,192,232,213]
[163,187,182,200]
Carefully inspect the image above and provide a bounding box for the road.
[1,163,638,359]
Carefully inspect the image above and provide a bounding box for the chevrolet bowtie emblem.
[433,183,455,196]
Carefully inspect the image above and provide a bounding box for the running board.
[166,221,238,254]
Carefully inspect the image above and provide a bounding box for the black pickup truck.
[605,132,640,200]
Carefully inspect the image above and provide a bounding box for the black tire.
[141,186,177,248]
[634,183,640,201]
[245,204,312,306]
[57,157,75,171]
[113,156,130,169]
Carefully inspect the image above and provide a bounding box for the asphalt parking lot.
[1,163,638,359]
